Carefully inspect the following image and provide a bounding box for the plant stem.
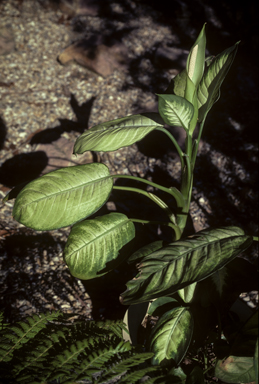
[111,174,185,208]
[156,127,185,168]
[113,185,182,240]
[130,218,182,240]
[177,134,194,233]
[192,119,206,167]
[113,185,173,217]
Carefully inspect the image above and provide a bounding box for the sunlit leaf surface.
[13,164,113,230]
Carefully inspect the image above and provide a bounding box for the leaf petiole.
[156,127,185,168]
[129,218,182,240]
[111,174,185,208]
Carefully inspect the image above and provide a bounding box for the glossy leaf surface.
[197,42,239,122]
[150,307,193,366]
[120,227,253,305]
[157,94,194,130]
[73,113,164,153]
[13,164,113,231]
[64,213,135,280]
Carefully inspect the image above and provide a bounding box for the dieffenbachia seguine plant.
[5,24,258,381]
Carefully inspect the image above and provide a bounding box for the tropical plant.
[4,24,258,383]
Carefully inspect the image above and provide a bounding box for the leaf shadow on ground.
[30,94,95,145]
[0,94,95,189]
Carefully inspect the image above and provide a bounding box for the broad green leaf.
[73,113,164,153]
[197,42,239,122]
[186,366,205,384]
[165,69,187,97]
[157,94,194,130]
[120,227,253,305]
[63,213,135,280]
[215,356,256,383]
[13,164,113,231]
[186,24,206,87]
[178,282,197,303]
[149,307,193,366]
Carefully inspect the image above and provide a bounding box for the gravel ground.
[0,0,258,324]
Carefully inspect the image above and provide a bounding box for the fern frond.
[0,312,8,331]
[0,313,155,383]
[98,354,155,383]
[43,336,126,382]
[12,338,54,378]
[118,367,157,383]
[0,311,61,363]
[95,319,129,339]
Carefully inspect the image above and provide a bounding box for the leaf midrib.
[137,233,246,281]
[20,174,111,207]
[67,217,132,258]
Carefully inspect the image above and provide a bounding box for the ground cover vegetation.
[1,24,258,383]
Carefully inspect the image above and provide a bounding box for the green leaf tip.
[186,23,206,87]
[197,40,240,122]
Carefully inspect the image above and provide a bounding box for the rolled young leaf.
[184,24,206,134]
[186,24,206,88]
[64,213,135,280]
[197,42,239,122]
[149,307,193,366]
[73,113,164,153]
[120,227,253,305]
[157,94,194,131]
[13,163,113,231]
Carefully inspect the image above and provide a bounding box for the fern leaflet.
[0,311,61,363]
